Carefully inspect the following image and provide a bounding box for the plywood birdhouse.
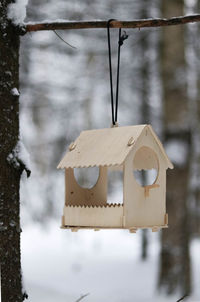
[57,125,173,233]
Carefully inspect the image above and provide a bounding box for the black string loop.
[107,19,116,126]
[107,19,128,126]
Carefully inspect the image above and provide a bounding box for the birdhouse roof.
[57,125,173,169]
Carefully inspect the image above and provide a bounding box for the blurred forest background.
[17,0,200,301]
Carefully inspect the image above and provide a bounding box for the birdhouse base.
[61,224,168,233]
[61,206,168,233]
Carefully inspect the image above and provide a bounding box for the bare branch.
[53,30,77,49]
[24,14,200,33]
[176,294,189,302]
[75,293,90,302]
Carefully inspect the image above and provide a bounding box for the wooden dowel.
[24,14,200,33]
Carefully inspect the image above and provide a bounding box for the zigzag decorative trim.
[66,203,123,209]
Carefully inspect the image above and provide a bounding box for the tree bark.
[0,1,26,301]
[193,0,200,236]
[138,0,151,261]
[158,0,191,295]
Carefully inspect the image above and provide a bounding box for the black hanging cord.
[107,19,128,126]
[115,27,121,124]
[107,19,115,126]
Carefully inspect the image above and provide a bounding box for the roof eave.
[146,125,174,170]
[57,162,125,169]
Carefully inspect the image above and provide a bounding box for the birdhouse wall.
[65,167,107,207]
[63,204,123,228]
[123,129,167,228]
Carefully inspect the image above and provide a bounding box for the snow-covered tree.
[0,0,28,301]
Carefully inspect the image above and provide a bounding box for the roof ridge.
[57,124,173,169]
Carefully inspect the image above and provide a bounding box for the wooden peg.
[71,228,79,232]
[127,137,134,146]
[69,142,76,151]
[129,227,137,233]
[61,215,65,227]
[144,184,160,198]
[164,213,168,225]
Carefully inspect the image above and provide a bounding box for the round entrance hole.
[133,169,158,186]
[133,146,159,186]
[74,167,99,189]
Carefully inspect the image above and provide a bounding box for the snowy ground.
[16,222,200,302]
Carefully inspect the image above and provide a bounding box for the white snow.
[7,139,31,172]
[7,152,20,168]
[19,223,200,302]
[5,71,12,77]
[18,140,31,170]
[7,0,28,25]
[11,87,20,96]
[25,19,103,24]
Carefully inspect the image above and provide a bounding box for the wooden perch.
[24,14,200,33]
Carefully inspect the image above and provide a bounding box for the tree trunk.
[192,0,200,236]
[158,0,191,295]
[0,1,25,301]
[138,0,151,261]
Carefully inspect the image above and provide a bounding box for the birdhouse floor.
[61,225,168,233]
[62,205,168,232]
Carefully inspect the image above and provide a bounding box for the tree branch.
[75,293,90,302]
[24,14,200,33]
[176,294,189,302]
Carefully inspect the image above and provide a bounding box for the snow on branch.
[11,87,20,96]
[7,0,28,25]
[7,140,31,178]
[23,14,200,33]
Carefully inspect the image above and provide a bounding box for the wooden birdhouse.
[57,125,173,233]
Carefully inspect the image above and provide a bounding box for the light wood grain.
[57,125,173,169]
[65,166,107,207]
[63,204,123,227]
[59,125,173,230]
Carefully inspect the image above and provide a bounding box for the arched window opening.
[133,146,159,187]
[74,167,99,189]
[133,169,158,186]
